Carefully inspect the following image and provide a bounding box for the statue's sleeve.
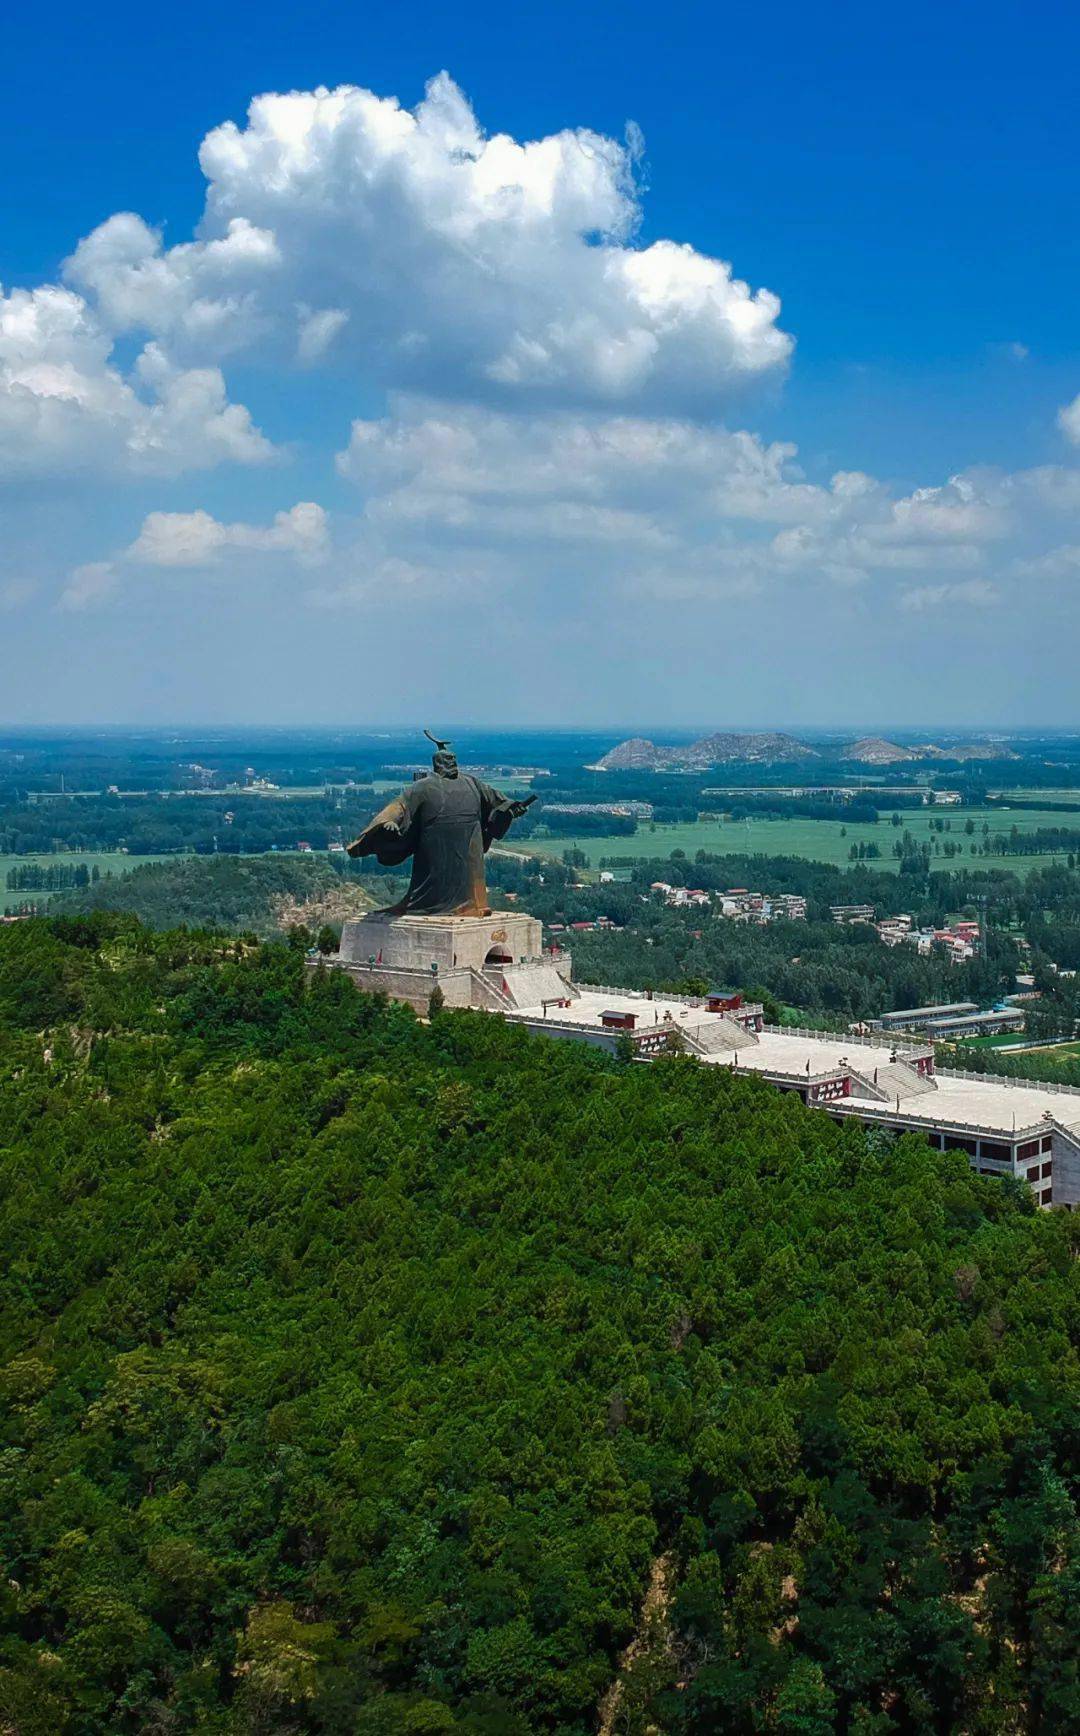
[476,780,518,853]
[346,788,421,866]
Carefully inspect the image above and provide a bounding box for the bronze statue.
[346,733,536,917]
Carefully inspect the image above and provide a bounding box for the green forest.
[38,855,402,939]
[3,915,1080,1731]
[29,843,1080,1033]
[0,793,375,859]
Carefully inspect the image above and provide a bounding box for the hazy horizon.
[1,722,1075,744]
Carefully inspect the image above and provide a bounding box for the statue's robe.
[346,773,518,916]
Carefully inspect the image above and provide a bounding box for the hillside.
[2,916,1079,1731]
[44,853,392,936]
[593,736,664,770]
[595,734,1021,771]
[838,736,916,764]
[948,740,1021,761]
[684,730,815,764]
[595,732,816,770]
[840,737,1020,765]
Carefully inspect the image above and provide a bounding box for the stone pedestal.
[339,910,542,973]
[326,908,565,1016]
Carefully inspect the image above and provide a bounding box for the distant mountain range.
[837,736,1019,765]
[595,732,814,770]
[593,733,1019,770]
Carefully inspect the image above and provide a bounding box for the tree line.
[0,793,380,859]
[6,862,100,892]
[42,854,401,938]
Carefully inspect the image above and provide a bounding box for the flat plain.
[525,804,1078,874]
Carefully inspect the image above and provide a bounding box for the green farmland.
[525,805,1079,875]
[948,1033,1029,1051]
[1014,1040,1080,1064]
[1,851,179,913]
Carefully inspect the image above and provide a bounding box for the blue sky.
[2,0,1078,727]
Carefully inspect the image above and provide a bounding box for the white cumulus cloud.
[58,561,123,612]
[1012,543,1080,579]
[128,501,328,566]
[336,396,848,530]
[14,68,1080,643]
[329,397,1033,606]
[1058,393,1080,445]
[0,283,274,477]
[59,501,327,608]
[65,213,279,355]
[56,72,789,413]
[3,71,793,483]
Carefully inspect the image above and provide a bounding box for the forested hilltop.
[34,854,401,939]
[3,917,1080,1732]
[26,846,1026,1023]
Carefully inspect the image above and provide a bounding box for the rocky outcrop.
[593,737,664,770]
[595,731,1020,771]
[685,731,816,764]
[595,731,817,770]
[839,736,916,764]
[839,736,1019,764]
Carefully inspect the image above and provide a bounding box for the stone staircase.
[488,961,577,1011]
[682,1016,760,1057]
[850,1059,938,1102]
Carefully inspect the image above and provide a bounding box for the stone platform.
[339,910,542,973]
[325,909,571,1016]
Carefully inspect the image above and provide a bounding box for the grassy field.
[1014,1040,1080,1063]
[947,1038,1080,1076]
[950,1033,1030,1051]
[525,805,1078,875]
[1,851,178,913]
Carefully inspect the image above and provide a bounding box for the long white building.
[326,916,1077,1210]
[505,987,1076,1209]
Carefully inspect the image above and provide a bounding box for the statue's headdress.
[424,728,457,777]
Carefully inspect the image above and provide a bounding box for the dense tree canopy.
[0,793,379,859]
[2,917,1080,1730]
[44,856,402,938]
[507,851,1020,1023]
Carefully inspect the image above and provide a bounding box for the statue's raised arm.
[346,737,536,917]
